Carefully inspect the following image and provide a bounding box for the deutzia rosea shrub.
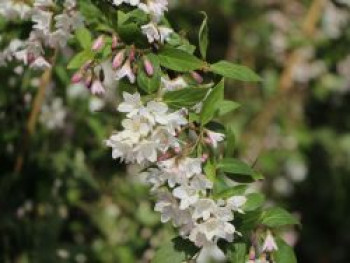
[0,0,300,262]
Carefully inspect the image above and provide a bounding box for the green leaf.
[152,237,198,263]
[198,12,209,60]
[67,50,94,70]
[227,243,247,263]
[261,207,300,228]
[137,54,161,94]
[204,160,216,182]
[213,185,247,199]
[225,125,236,157]
[158,48,205,72]
[210,61,261,82]
[217,100,241,116]
[75,27,92,49]
[243,193,265,211]
[163,87,209,108]
[274,238,297,263]
[117,11,145,45]
[200,79,224,125]
[218,158,255,177]
[238,210,262,234]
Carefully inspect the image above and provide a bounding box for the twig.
[14,50,58,174]
[241,0,325,162]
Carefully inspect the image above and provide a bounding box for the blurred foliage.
[1,0,350,262]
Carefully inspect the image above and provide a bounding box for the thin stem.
[14,50,58,174]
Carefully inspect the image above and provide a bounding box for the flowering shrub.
[0,0,300,262]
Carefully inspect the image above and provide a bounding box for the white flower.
[113,0,140,6]
[192,199,216,220]
[159,26,173,42]
[154,190,181,223]
[143,168,166,191]
[118,92,142,117]
[141,23,173,43]
[141,23,160,43]
[39,98,66,130]
[30,56,51,70]
[262,231,278,252]
[0,1,32,20]
[139,0,168,22]
[32,10,52,34]
[90,80,106,95]
[115,60,136,83]
[206,130,225,148]
[190,174,213,191]
[134,140,158,163]
[161,76,188,91]
[122,116,151,138]
[227,196,247,213]
[173,185,199,210]
[34,0,54,8]
[190,218,235,244]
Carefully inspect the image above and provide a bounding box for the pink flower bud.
[92,35,104,51]
[248,247,256,260]
[71,71,83,83]
[27,53,35,64]
[112,50,125,69]
[112,35,118,49]
[129,46,135,62]
[191,71,203,84]
[174,147,181,154]
[90,80,106,95]
[144,58,154,76]
[201,153,209,163]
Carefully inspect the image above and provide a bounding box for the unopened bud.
[27,53,36,64]
[174,147,181,154]
[112,50,125,69]
[249,247,256,260]
[112,35,118,49]
[71,71,83,83]
[191,71,203,84]
[201,153,209,163]
[129,46,136,62]
[92,35,104,51]
[144,58,154,76]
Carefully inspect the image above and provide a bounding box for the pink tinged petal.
[201,153,209,163]
[111,35,119,49]
[262,232,278,252]
[191,71,204,84]
[144,58,154,76]
[90,80,105,95]
[71,71,83,83]
[112,50,125,69]
[92,35,104,51]
[129,47,136,62]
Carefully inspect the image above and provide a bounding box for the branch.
[241,0,326,161]
[14,50,58,174]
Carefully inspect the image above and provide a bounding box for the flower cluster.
[106,92,187,165]
[0,0,83,69]
[112,0,173,44]
[143,158,247,249]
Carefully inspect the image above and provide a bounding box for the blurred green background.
[1,0,350,262]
